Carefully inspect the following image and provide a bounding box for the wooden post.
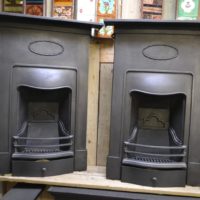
[162,0,177,20]
[87,40,100,166]
[97,63,113,166]
[97,40,114,166]
[100,40,114,63]
[122,0,142,19]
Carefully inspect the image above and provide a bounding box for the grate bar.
[124,141,186,150]
[14,142,73,148]
[13,135,73,140]
[125,149,186,158]
[122,157,187,169]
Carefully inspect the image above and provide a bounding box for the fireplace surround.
[0,13,101,177]
[105,19,200,187]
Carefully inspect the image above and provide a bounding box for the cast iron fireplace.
[119,72,192,187]
[13,86,73,160]
[11,68,76,177]
[105,19,200,187]
[0,13,101,177]
[123,92,187,171]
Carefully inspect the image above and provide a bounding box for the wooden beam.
[0,167,200,198]
[162,0,176,20]
[100,40,114,63]
[97,64,113,166]
[122,0,142,19]
[86,40,100,166]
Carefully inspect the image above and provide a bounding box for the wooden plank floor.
[0,166,200,198]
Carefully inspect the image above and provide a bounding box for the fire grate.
[23,148,60,153]
[123,126,187,169]
[131,156,174,163]
[12,120,74,160]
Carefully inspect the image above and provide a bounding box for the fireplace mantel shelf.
[0,166,199,198]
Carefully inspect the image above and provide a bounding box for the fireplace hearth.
[0,13,101,177]
[105,19,200,187]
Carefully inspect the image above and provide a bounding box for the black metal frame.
[2,184,44,200]
[3,184,199,200]
[48,187,199,200]
[0,12,102,29]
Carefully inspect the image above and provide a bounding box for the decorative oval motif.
[28,41,64,56]
[142,45,178,61]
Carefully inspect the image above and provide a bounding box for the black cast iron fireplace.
[11,67,76,176]
[123,92,187,171]
[105,19,200,187]
[0,13,101,177]
[13,86,73,161]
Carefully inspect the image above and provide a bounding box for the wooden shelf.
[0,166,200,198]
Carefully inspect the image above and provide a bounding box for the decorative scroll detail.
[138,108,169,129]
[28,102,58,121]
[28,41,64,56]
[32,109,55,120]
[142,45,178,61]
